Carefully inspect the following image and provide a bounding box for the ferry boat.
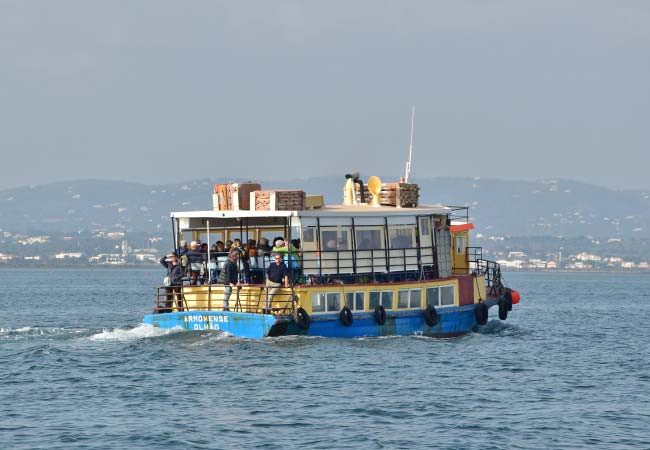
[143,175,521,338]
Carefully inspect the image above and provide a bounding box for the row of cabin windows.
[311,285,455,313]
[303,225,422,251]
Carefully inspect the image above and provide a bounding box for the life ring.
[475,302,488,325]
[504,291,513,311]
[374,305,386,325]
[294,307,311,330]
[498,299,508,320]
[339,306,353,326]
[423,304,439,327]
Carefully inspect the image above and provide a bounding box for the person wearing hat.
[159,252,184,313]
[186,241,206,285]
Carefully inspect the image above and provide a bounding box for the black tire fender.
[498,298,508,320]
[294,307,311,330]
[423,304,439,327]
[374,305,386,325]
[504,291,513,311]
[339,306,353,326]
[475,302,488,325]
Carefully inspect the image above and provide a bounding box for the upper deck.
[170,203,454,220]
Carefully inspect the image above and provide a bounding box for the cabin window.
[419,216,431,236]
[312,293,325,312]
[369,290,394,310]
[321,227,350,250]
[345,292,365,311]
[456,236,467,254]
[302,227,316,243]
[426,285,455,307]
[355,228,383,250]
[398,289,422,309]
[312,292,342,312]
[388,225,415,249]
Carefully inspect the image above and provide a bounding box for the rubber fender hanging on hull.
[504,291,513,311]
[423,304,439,326]
[294,307,311,330]
[374,305,386,325]
[475,302,488,325]
[339,306,353,326]
[498,299,508,320]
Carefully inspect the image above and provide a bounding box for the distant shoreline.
[0,264,648,275]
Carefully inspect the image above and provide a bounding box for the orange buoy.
[510,290,521,304]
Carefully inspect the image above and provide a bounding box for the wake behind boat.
[143,171,521,338]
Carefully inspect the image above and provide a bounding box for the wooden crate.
[213,183,261,211]
[305,194,324,209]
[251,190,306,211]
[356,183,420,207]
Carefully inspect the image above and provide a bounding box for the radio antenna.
[404,105,415,184]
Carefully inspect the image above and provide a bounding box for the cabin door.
[418,217,434,268]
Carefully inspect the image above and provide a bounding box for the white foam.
[89,323,182,342]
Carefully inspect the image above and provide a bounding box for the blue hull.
[143,298,500,339]
[143,310,279,339]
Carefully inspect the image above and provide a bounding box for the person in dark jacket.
[265,252,289,313]
[219,249,240,311]
[159,252,183,313]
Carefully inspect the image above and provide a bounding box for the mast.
[404,105,415,184]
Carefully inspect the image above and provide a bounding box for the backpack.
[217,266,227,284]
[218,260,235,284]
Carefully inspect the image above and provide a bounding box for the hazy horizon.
[2,1,649,191]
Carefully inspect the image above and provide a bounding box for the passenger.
[186,241,205,285]
[231,239,245,256]
[177,240,189,255]
[272,238,298,254]
[218,249,240,311]
[159,252,183,312]
[200,242,208,253]
[215,241,226,254]
[265,252,289,313]
[257,237,272,254]
[225,240,233,251]
[247,239,257,258]
[233,239,250,283]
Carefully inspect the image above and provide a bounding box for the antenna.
[404,105,415,184]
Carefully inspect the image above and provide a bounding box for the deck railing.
[183,247,437,287]
[466,246,504,294]
[154,285,297,315]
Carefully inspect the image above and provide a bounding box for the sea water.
[0,269,648,450]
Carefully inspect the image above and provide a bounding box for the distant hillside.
[0,177,648,238]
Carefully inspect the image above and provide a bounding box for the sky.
[1,0,649,191]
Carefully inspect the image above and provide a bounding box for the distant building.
[17,236,50,245]
[508,251,527,258]
[575,253,602,262]
[134,254,157,263]
[88,254,125,265]
[54,252,84,259]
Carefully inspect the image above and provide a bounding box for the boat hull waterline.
[143,297,502,339]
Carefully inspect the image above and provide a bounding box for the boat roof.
[170,204,453,219]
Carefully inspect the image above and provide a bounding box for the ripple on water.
[1,270,650,450]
